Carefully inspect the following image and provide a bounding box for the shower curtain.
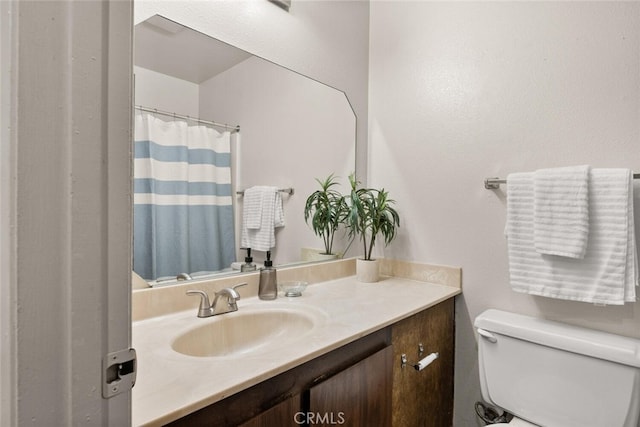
[133,111,236,280]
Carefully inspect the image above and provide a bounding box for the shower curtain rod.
[135,105,240,133]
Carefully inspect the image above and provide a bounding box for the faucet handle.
[231,282,248,297]
[216,282,247,301]
[186,290,213,317]
[213,284,246,313]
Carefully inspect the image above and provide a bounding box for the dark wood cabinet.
[239,395,302,427]
[167,299,454,427]
[308,345,393,427]
[167,328,391,427]
[391,298,455,427]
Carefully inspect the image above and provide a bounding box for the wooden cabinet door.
[239,395,301,427]
[391,299,455,427]
[308,345,393,427]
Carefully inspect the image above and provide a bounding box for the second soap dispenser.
[241,248,257,272]
[258,251,277,300]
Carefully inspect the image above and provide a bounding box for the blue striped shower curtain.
[133,112,236,280]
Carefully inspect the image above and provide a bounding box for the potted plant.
[303,174,349,260]
[346,174,400,282]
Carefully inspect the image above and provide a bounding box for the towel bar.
[484,174,640,190]
[236,188,294,196]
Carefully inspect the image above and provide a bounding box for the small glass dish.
[278,281,308,297]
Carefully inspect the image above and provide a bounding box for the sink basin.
[171,305,323,358]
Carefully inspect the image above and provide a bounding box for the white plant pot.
[300,247,339,262]
[308,252,339,262]
[356,258,380,283]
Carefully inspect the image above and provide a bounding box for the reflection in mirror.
[133,15,356,286]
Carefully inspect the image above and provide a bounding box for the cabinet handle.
[414,352,438,371]
[401,351,439,371]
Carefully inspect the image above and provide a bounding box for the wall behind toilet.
[368,2,640,425]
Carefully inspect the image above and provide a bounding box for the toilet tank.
[475,309,640,427]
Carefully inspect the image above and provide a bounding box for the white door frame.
[0,1,16,425]
[2,1,133,425]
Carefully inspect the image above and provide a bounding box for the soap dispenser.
[258,251,277,300]
[240,248,257,272]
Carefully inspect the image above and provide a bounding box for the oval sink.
[171,307,321,358]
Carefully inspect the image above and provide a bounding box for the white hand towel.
[240,186,285,251]
[274,191,285,228]
[242,187,263,230]
[533,165,590,259]
[506,169,637,305]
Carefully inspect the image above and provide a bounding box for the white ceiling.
[134,15,252,84]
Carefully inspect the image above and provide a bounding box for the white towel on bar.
[505,169,638,305]
[533,165,590,259]
[241,186,285,251]
[243,187,263,230]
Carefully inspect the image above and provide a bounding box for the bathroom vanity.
[132,260,460,426]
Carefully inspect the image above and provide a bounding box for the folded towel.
[506,169,638,305]
[533,165,590,259]
[274,191,285,228]
[241,186,285,251]
[243,187,263,230]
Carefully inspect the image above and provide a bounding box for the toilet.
[475,309,640,426]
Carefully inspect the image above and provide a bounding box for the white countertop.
[132,275,460,426]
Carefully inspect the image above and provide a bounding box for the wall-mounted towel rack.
[484,174,640,190]
[236,188,294,196]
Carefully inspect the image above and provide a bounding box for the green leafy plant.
[304,174,349,256]
[346,173,400,261]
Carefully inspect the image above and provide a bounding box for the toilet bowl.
[475,309,640,427]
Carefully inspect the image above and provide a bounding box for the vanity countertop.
[132,275,460,426]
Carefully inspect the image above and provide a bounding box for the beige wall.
[369,2,640,425]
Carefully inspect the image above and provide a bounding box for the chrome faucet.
[186,283,248,318]
[176,273,193,281]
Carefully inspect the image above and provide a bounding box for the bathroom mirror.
[133,15,356,285]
